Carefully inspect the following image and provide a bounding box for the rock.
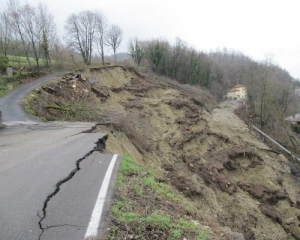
[88,77,100,85]
[221,227,245,240]
[191,220,199,226]
[35,88,41,93]
[259,204,282,224]
[91,86,110,99]
[42,86,56,94]
[290,163,300,177]
[278,154,288,162]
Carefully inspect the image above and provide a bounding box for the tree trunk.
[101,39,105,64]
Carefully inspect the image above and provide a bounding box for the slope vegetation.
[27,66,300,240]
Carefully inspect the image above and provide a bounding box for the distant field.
[8,55,37,66]
[7,55,52,68]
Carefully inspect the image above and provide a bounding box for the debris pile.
[27,65,300,239]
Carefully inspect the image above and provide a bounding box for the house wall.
[239,87,247,99]
[227,86,247,99]
[227,91,238,99]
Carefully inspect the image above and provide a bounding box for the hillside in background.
[128,40,300,155]
[26,65,300,240]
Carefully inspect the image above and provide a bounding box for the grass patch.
[146,212,171,229]
[24,93,36,116]
[105,154,209,240]
[24,93,47,121]
[143,175,182,202]
[0,75,20,97]
[139,66,148,73]
[24,93,35,117]
[116,154,142,187]
[119,154,142,175]
[7,55,53,68]
[168,229,182,239]
[0,72,43,97]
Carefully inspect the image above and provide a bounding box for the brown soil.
[28,65,300,239]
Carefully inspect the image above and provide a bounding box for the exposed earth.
[27,65,300,240]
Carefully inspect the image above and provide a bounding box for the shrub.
[291,124,300,134]
[0,54,9,73]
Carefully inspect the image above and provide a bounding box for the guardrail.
[252,125,300,162]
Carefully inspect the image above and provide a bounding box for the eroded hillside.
[28,66,300,240]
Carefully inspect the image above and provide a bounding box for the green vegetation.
[0,54,49,98]
[7,55,35,67]
[291,124,300,134]
[0,75,19,97]
[139,66,147,73]
[24,93,46,121]
[0,54,9,72]
[105,154,208,240]
[0,71,43,97]
[143,175,182,202]
[24,93,36,116]
[116,154,142,187]
[25,93,102,122]
[119,154,143,175]
[44,101,102,122]
[6,55,57,69]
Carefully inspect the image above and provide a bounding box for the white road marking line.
[84,154,118,239]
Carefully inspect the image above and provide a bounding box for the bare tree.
[128,37,144,66]
[94,11,107,65]
[5,0,57,72]
[7,0,33,70]
[65,11,97,65]
[51,37,63,64]
[10,33,22,69]
[51,37,80,68]
[105,24,123,62]
[0,12,11,56]
[38,3,56,69]
[21,3,45,72]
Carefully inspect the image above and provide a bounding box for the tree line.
[0,0,123,71]
[128,37,299,152]
[128,38,297,101]
[1,0,299,152]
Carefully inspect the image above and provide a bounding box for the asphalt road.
[0,74,60,124]
[0,75,121,240]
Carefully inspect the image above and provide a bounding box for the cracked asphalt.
[0,75,121,240]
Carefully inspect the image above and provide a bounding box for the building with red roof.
[226,84,247,100]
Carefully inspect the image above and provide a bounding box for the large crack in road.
[0,72,118,240]
[38,134,108,240]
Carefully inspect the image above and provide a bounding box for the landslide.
[27,65,300,240]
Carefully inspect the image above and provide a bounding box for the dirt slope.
[28,66,300,239]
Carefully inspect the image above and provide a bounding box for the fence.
[252,125,300,162]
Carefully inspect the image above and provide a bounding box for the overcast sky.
[2,0,300,80]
